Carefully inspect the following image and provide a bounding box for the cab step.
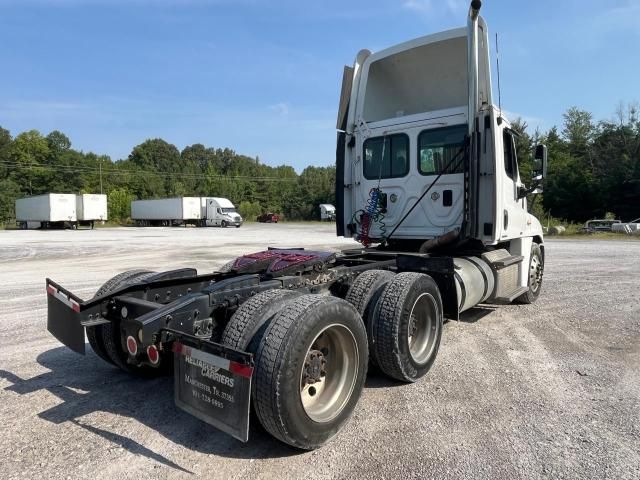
[494,286,529,302]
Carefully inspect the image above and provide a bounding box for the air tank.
[453,257,495,313]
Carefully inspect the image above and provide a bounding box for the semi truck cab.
[202,197,244,228]
[336,0,546,297]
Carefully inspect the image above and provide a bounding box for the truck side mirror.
[532,144,548,181]
[518,144,548,199]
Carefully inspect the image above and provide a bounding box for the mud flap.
[46,280,90,354]
[173,340,253,442]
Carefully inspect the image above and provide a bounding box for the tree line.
[0,129,336,223]
[1,102,638,226]
[512,103,640,223]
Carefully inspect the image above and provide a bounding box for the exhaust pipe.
[465,0,482,239]
[467,0,481,137]
[469,0,481,20]
[418,228,460,253]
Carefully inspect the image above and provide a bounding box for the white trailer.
[319,204,336,221]
[15,194,77,229]
[201,197,243,227]
[76,194,108,228]
[131,197,202,226]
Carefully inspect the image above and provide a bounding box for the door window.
[418,125,466,175]
[503,130,519,180]
[363,134,409,180]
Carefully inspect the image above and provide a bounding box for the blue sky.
[1,0,638,171]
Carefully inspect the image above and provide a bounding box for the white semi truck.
[46,1,546,450]
[131,197,202,226]
[201,197,243,227]
[15,194,77,229]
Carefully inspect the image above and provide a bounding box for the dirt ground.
[0,224,638,480]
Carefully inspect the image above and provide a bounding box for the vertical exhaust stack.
[466,0,482,239]
[467,0,481,137]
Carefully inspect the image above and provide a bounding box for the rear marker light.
[147,345,160,365]
[126,336,138,356]
[230,361,254,379]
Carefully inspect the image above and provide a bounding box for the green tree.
[0,127,12,179]
[9,130,51,195]
[128,138,181,196]
[0,178,21,223]
[108,187,135,221]
[238,201,262,220]
[562,107,594,157]
[46,130,71,152]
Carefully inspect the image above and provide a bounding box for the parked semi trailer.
[131,197,202,227]
[16,193,77,229]
[76,194,108,229]
[46,1,546,449]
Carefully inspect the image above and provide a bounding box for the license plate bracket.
[173,340,253,442]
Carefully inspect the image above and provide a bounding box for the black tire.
[90,270,168,376]
[221,220,228,228]
[87,269,153,366]
[344,269,395,367]
[516,242,544,304]
[235,224,241,228]
[221,289,302,352]
[371,272,443,383]
[253,295,368,449]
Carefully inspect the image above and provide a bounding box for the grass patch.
[549,232,640,241]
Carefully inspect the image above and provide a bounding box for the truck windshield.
[221,208,237,214]
[419,125,466,175]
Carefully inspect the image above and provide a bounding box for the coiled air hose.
[358,188,386,247]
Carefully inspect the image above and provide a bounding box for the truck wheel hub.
[300,324,359,423]
[303,349,326,385]
[530,253,543,292]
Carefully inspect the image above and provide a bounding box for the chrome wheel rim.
[300,324,359,423]
[529,251,543,293]
[407,293,440,365]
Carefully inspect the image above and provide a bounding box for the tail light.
[147,345,160,365]
[126,336,138,356]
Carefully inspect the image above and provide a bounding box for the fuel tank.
[453,257,495,313]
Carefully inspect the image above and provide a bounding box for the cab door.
[499,126,528,239]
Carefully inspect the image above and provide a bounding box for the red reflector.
[126,336,138,356]
[46,285,56,295]
[172,341,184,355]
[229,361,254,379]
[147,345,160,365]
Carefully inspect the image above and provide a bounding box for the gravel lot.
[1,225,638,480]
